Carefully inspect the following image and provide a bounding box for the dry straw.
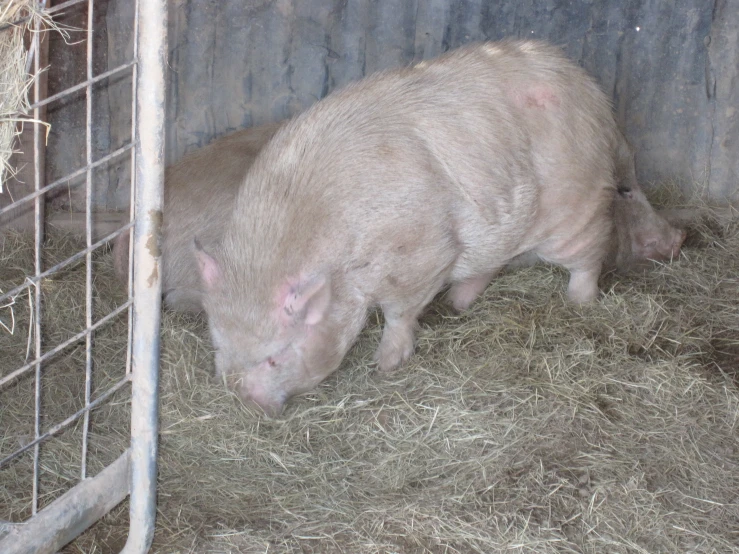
[0,0,66,193]
[1,192,738,553]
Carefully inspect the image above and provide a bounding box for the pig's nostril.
[243,396,271,415]
[240,391,286,418]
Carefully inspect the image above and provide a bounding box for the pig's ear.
[194,238,222,289]
[277,273,331,327]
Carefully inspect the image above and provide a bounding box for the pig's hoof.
[373,336,415,373]
[567,289,597,304]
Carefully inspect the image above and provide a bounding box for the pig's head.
[610,132,686,269]
[194,241,345,417]
[613,185,687,269]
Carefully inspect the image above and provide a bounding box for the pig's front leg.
[566,264,602,304]
[374,309,417,372]
[374,285,443,372]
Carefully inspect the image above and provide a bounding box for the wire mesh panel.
[0,1,165,552]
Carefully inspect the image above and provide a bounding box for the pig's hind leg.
[536,230,610,304]
[447,270,499,312]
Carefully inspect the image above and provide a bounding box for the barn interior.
[1,1,738,552]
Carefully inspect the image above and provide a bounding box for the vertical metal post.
[81,0,95,481]
[31,4,45,516]
[120,0,167,551]
[125,0,140,377]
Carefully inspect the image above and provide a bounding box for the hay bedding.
[0,230,131,523]
[1,202,738,553]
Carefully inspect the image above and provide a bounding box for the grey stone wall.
[48,0,739,212]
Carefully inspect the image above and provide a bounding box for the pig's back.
[225,40,616,295]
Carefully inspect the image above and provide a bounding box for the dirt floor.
[1,199,738,553]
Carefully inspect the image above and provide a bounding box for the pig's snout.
[658,228,687,261]
[637,226,687,263]
[244,397,286,418]
[238,382,287,418]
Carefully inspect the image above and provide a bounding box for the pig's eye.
[267,356,277,368]
[617,186,632,198]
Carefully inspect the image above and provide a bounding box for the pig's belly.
[447,208,534,282]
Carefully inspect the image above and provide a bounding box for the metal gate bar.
[0,451,131,554]
[121,0,167,550]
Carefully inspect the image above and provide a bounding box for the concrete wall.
[44,0,739,215]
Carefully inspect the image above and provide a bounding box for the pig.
[507,130,687,272]
[114,122,687,309]
[113,121,283,312]
[193,39,630,416]
[608,132,687,269]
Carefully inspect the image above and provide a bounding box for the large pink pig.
[194,39,624,415]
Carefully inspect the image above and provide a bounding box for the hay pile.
[2,199,738,553]
[0,1,60,191]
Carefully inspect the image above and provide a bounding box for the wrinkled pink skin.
[608,134,686,269]
[610,187,686,269]
[202,269,338,416]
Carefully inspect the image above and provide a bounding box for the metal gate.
[0,0,166,552]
